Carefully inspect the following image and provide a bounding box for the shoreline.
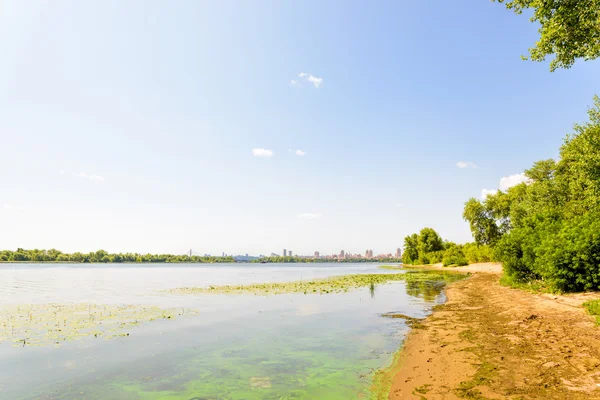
[388,264,600,399]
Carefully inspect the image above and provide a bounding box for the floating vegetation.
[377,265,403,270]
[0,303,189,347]
[169,272,455,296]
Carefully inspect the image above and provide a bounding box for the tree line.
[0,249,235,263]
[402,228,492,267]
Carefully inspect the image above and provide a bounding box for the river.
[0,263,458,399]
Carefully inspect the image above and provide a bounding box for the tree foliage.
[464,97,600,291]
[402,228,491,266]
[495,0,600,71]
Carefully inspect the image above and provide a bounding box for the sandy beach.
[389,263,600,399]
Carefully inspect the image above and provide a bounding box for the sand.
[389,265,600,399]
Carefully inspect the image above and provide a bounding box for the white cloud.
[252,148,273,158]
[295,149,306,156]
[481,189,498,199]
[290,79,299,87]
[297,72,323,88]
[297,213,322,220]
[480,173,531,199]
[499,173,530,191]
[76,172,105,181]
[456,161,477,169]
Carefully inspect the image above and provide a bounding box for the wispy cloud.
[297,72,323,88]
[297,213,322,220]
[252,148,273,158]
[456,161,478,169]
[290,79,299,87]
[2,203,25,211]
[76,172,105,182]
[295,149,306,156]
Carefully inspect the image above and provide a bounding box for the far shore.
[389,263,600,399]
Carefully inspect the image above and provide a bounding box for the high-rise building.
[289,250,293,257]
[340,250,345,258]
[365,249,370,258]
[314,251,320,258]
[395,248,402,258]
[283,249,287,257]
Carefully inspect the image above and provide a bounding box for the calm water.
[0,263,459,399]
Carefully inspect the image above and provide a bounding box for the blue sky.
[1,1,599,256]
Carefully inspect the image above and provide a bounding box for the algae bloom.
[0,303,185,347]
[168,272,454,296]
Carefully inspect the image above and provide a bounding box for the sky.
[1,0,599,256]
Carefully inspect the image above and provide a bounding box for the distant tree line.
[254,256,403,264]
[0,248,235,263]
[402,228,492,267]
[463,97,600,292]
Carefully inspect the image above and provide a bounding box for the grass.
[583,299,600,325]
[499,274,553,294]
[169,272,456,296]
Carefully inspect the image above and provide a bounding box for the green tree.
[495,0,600,71]
[403,233,419,264]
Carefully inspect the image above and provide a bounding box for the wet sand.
[389,264,600,399]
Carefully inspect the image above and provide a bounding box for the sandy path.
[389,272,600,399]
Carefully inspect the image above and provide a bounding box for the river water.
[0,263,458,399]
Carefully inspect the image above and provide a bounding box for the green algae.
[35,323,396,400]
[0,303,190,347]
[168,272,455,296]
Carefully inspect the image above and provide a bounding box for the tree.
[462,198,502,245]
[403,234,419,264]
[495,0,600,71]
[417,228,444,253]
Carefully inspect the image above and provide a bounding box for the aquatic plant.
[0,303,191,347]
[169,272,457,296]
[377,265,403,270]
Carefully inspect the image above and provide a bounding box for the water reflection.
[404,271,466,301]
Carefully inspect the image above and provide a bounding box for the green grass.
[499,274,553,294]
[583,299,600,325]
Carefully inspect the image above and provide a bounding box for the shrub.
[442,246,468,267]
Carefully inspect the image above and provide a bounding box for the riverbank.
[389,267,600,399]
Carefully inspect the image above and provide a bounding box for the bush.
[534,213,600,292]
[462,243,493,263]
[442,246,468,267]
